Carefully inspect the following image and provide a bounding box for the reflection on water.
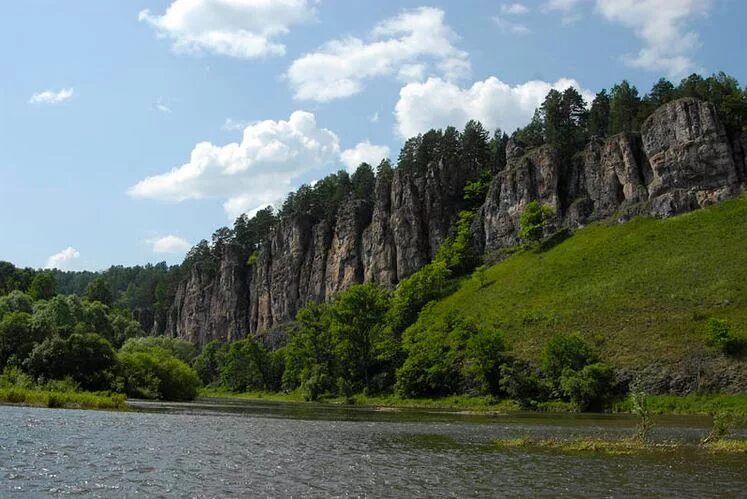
[0,399,745,497]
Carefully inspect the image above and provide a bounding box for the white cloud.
[139,0,315,59]
[286,7,470,102]
[340,141,391,173]
[155,98,173,113]
[493,16,531,34]
[394,76,592,138]
[542,0,583,11]
[595,0,710,77]
[223,118,254,131]
[29,88,74,105]
[45,247,80,270]
[147,235,192,254]
[370,112,380,123]
[501,3,530,15]
[129,111,340,220]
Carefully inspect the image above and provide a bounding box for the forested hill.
[1,72,746,346]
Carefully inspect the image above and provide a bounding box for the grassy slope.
[416,196,747,368]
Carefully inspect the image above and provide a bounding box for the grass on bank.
[412,196,747,368]
[0,387,126,410]
[200,389,747,417]
[494,436,747,455]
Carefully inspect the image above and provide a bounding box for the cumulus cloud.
[29,88,74,105]
[147,235,192,254]
[340,141,391,173]
[129,111,340,220]
[286,7,470,102]
[542,0,583,11]
[45,247,80,270]
[595,0,710,77]
[493,16,531,34]
[501,3,530,15]
[138,0,315,59]
[394,76,592,138]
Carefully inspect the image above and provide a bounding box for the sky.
[1,0,745,271]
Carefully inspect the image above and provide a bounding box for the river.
[1,398,745,497]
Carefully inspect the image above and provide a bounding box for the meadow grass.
[0,387,126,410]
[411,196,747,368]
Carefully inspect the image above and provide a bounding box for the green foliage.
[28,272,56,300]
[704,318,744,355]
[120,336,197,364]
[518,201,554,243]
[330,284,392,392]
[0,312,43,368]
[434,211,478,275]
[396,313,507,398]
[541,333,598,385]
[630,383,654,442]
[25,333,117,391]
[351,162,376,200]
[192,340,226,385]
[282,302,336,392]
[118,346,200,401]
[0,290,33,319]
[498,361,545,408]
[219,338,275,392]
[609,80,641,134]
[85,277,112,306]
[387,260,452,335]
[588,90,611,137]
[559,363,615,411]
[513,109,545,147]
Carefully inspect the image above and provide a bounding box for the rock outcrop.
[167,98,745,345]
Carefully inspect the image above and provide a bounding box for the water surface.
[1,399,745,497]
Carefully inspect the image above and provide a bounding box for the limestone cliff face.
[476,98,743,252]
[168,98,745,345]
[165,243,250,345]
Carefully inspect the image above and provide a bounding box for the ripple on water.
[0,403,745,497]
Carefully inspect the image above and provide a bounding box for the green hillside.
[412,196,747,368]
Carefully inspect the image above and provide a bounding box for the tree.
[461,120,491,171]
[330,284,392,392]
[26,333,117,391]
[588,90,611,137]
[351,163,376,201]
[118,346,201,401]
[609,80,641,134]
[489,129,509,172]
[519,201,554,243]
[0,312,42,368]
[513,109,545,147]
[559,362,615,411]
[85,277,112,306]
[541,332,598,386]
[193,340,227,385]
[28,272,56,300]
[219,338,272,392]
[648,78,676,108]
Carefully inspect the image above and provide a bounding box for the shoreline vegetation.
[199,389,747,417]
[494,437,747,455]
[0,386,126,410]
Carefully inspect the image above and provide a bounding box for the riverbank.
[199,389,747,416]
[0,387,126,410]
[494,436,747,455]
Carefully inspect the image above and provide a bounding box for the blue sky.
[1,0,744,270]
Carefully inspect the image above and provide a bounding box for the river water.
[0,398,745,497]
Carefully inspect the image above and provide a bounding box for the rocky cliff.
[166,98,746,345]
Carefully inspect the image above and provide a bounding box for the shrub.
[120,336,198,364]
[705,318,744,355]
[25,332,117,391]
[193,340,227,386]
[118,347,201,401]
[499,361,546,409]
[541,333,598,387]
[519,201,554,243]
[559,363,616,411]
[387,261,452,335]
